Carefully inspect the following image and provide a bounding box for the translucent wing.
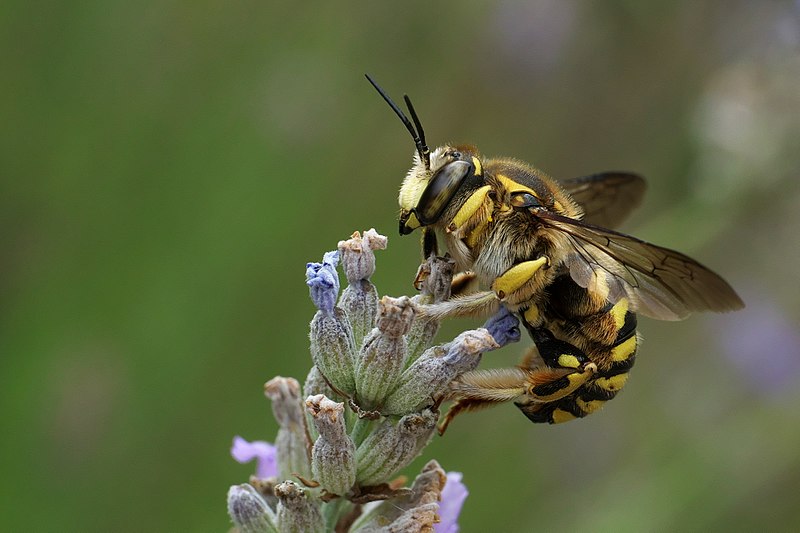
[559,172,646,229]
[535,211,744,320]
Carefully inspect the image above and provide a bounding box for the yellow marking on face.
[523,306,540,325]
[472,156,482,176]
[496,174,536,196]
[558,354,580,369]
[492,257,548,298]
[450,185,491,231]
[595,373,629,392]
[610,335,637,362]
[610,298,629,330]
[576,398,604,414]
[403,212,421,231]
[552,409,576,423]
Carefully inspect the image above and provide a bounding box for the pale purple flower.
[306,250,340,313]
[434,471,468,533]
[231,436,277,479]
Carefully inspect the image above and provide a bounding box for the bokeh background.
[3,1,800,531]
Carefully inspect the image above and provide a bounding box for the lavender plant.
[227,229,520,532]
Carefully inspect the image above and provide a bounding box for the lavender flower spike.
[231,230,493,530]
[434,472,469,533]
[231,436,277,479]
[306,250,340,314]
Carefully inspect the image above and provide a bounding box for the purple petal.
[434,471,468,533]
[306,250,340,313]
[231,436,277,479]
[483,307,521,348]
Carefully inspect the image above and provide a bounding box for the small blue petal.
[483,307,521,348]
[306,251,340,313]
[231,436,277,479]
[435,471,468,533]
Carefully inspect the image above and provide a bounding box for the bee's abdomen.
[551,330,638,424]
[516,278,639,424]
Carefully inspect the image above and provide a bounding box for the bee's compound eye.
[415,160,473,225]
[510,192,541,209]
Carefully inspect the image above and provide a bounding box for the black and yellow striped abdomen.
[515,274,639,424]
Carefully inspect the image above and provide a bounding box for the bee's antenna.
[403,94,430,169]
[365,74,431,170]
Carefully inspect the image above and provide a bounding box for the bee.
[366,75,745,432]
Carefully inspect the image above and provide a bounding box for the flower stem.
[322,497,346,530]
[350,417,373,447]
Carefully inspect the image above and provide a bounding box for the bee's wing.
[535,211,744,320]
[559,172,646,229]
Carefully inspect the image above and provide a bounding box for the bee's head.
[365,74,482,235]
[398,145,484,235]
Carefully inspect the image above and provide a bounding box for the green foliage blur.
[2,1,800,531]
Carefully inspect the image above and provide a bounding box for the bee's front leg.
[417,290,501,320]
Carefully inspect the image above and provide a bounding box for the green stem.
[350,417,373,447]
[322,498,346,531]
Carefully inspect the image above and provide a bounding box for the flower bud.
[307,250,357,395]
[406,256,456,363]
[303,365,343,402]
[349,460,447,532]
[381,503,439,533]
[382,329,499,415]
[483,306,521,348]
[227,484,278,533]
[274,481,324,533]
[338,230,386,343]
[418,255,456,303]
[306,394,356,496]
[309,308,357,395]
[264,377,311,480]
[354,296,416,410]
[339,229,387,283]
[355,409,438,486]
[306,251,340,314]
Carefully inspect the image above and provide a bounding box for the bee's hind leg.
[440,367,530,434]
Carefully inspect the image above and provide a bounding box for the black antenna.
[403,94,430,167]
[365,74,431,170]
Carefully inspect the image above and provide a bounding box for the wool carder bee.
[366,75,744,432]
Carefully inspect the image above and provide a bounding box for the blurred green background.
[2,1,800,531]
